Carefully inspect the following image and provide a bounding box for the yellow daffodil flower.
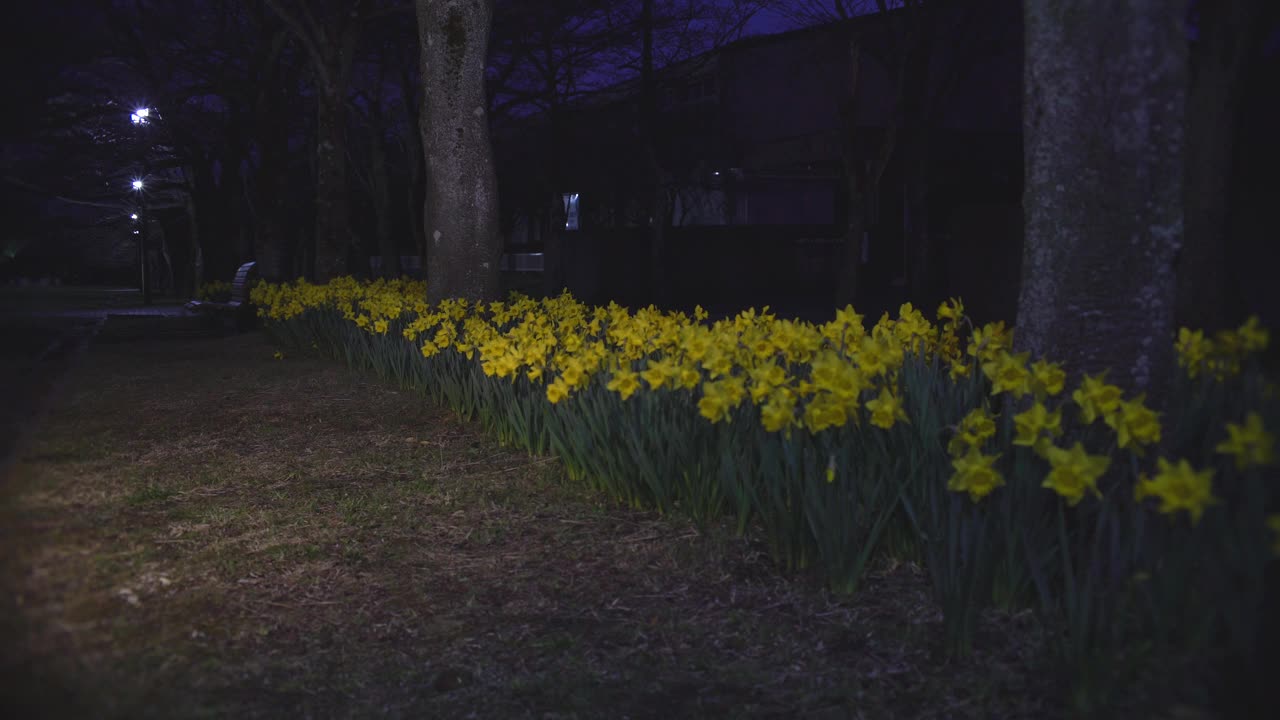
[1215,412,1276,470]
[948,447,1004,502]
[1042,442,1110,506]
[1134,458,1218,525]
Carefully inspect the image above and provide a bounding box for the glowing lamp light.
[132,179,144,190]
[130,213,138,220]
[130,107,151,125]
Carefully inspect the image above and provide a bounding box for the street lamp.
[130,108,150,303]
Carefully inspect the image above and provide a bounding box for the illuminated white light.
[131,107,151,125]
[130,213,138,220]
[132,179,144,190]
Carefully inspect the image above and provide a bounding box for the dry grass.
[1,327,1061,719]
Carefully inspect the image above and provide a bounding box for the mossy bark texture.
[1016,0,1187,400]
[416,0,502,305]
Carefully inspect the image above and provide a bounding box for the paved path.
[0,288,220,473]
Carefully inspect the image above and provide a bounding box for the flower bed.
[252,276,1277,712]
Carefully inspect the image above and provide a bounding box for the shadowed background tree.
[775,0,1020,311]
[1177,0,1279,334]
[262,0,380,282]
[1016,0,1187,399]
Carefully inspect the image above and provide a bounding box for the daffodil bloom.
[834,304,864,329]
[748,362,787,403]
[1028,359,1066,397]
[760,388,797,433]
[701,347,734,378]
[981,350,1032,398]
[1071,372,1124,425]
[968,321,1011,363]
[803,393,848,433]
[1134,458,1218,525]
[1105,395,1162,453]
[559,358,587,388]
[1042,442,1110,506]
[936,297,964,324]
[1237,315,1269,353]
[606,368,641,400]
[677,364,702,391]
[640,357,677,390]
[1215,412,1276,470]
[1012,402,1062,456]
[698,379,738,424]
[865,386,909,430]
[948,406,998,457]
[546,378,571,404]
[948,447,1004,502]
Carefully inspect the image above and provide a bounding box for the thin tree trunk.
[369,124,398,278]
[1017,0,1187,401]
[314,90,350,281]
[184,192,202,296]
[641,0,667,308]
[416,0,502,305]
[544,190,565,295]
[905,131,935,308]
[836,168,866,308]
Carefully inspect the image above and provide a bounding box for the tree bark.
[1016,0,1187,401]
[416,0,503,305]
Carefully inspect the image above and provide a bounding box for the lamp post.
[131,180,149,305]
[130,105,153,304]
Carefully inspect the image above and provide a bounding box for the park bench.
[185,261,258,332]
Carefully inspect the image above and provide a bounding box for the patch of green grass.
[125,483,176,506]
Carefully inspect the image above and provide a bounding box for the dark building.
[495,5,1026,321]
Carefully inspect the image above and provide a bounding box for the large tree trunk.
[1177,0,1269,333]
[416,0,502,305]
[313,89,350,281]
[1016,0,1187,401]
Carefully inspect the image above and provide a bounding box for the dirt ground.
[1,326,1067,719]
